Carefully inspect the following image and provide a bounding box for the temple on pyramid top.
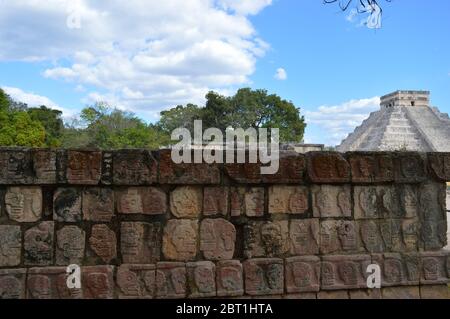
[337,90,450,152]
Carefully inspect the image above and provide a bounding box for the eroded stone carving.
[200,218,235,260]
[243,258,284,296]
[121,222,161,263]
[24,222,54,266]
[244,221,289,258]
[56,226,85,265]
[162,219,198,261]
[0,225,21,267]
[312,185,351,218]
[89,224,117,263]
[170,186,202,219]
[5,186,42,222]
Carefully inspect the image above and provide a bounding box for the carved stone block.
[83,188,115,222]
[372,253,420,287]
[307,152,350,183]
[82,266,115,299]
[162,219,198,261]
[5,186,42,222]
[186,261,216,298]
[285,256,320,293]
[170,186,202,219]
[243,220,289,258]
[420,285,449,299]
[428,152,450,182]
[203,186,229,216]
[113,150,157,185]
[320,220,360,254]
[56,226,85,265]
[418,182,447,222]
[27,267,81,299]
[359,220,384,253]
[0,149,32,184]
[116,187,167,215]
[420,220,447,251]
[53,188,82,222]
[312,185,351,218]
[379,219,404,252]
[200,218,235,260]
[354,186,398,219]
[268,186,308,215]
[24,221,54,266]
[289,219,319,255]
[32,149,57,184]
[420,251,449,285]
[0,225,21,267]
[121,222,162,264]
[243,258,284,296]
[216,260,244,297]
[230,187,264,217]
[393,153,426,183]
[397,185,419,219]
[0,269,26,299]
[382,286,420,299]
[89,224,117,263]
[321,255,371,290]
[347,152,394,183]
[116,264,156,299]
[156,262,186,298]
[66,150,102,184]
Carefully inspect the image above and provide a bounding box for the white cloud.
[305,97,380,146]
[274,68,287,80]
[2,86,75,117]
[0,0,272,117]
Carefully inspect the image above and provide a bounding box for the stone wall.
[0,148,449,299]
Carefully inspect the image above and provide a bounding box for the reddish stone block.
[89,224,117,264]
[307,152,350,183]
[159,149,220,184]
[216,260,243,297]
[317,290,349,299]
[0,225,21,267]
[24,221,54,266]
[170,186,202,218]
[321,255,371,290]
[200,218,235,260]
[320,220,360,254]
[283,293,316,299]
[203,186,229,216]
[372,253,420,287]
[349,289,382,299]
[53,188,82,222]
[121,222,162,264]
[382,286,420,299]
[312,185,351,218]
[32,149,57,184]
[113,150,157,185]
[186,261,216,298]
[420,285,449,299]
[0,269,26,299]
[285,256,320,293]
[27,267,81,299]
[230,187,264,217]
[224,151,305,184]
[66,150,102,184]
[393,153,426,183]
[56,226,85,266]
[162,219,198,261]
[420,251,449,285]
[116,264,156,299]
[83,188,115,221]
[243,258,283,296]
[268,186,309,215]
[428,153,450,182]
[289,219,319,255]
[244,221,289,258]
[354,186,398,219]
[82,266,115,299]
[359,220,384,253]
[0,149,33,184]
[116,187,167,215]
[347,152,394,183]
[156,262,186,298]
[379,219,404,252]
[5,186,42,222]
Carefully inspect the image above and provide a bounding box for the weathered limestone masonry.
[0,148,449,299]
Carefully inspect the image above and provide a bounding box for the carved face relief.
[338,262,358,286]
[423,258,438,281]
[194,266,214,293]
[337,221,356,251]
[292,262,312,288]
[384,259,403,284]
[86,273,110,299]
[261,223,282,255]
[117,269,140,296]
[172,224,197,255]
[266,264,283,290]
[0,276,22,299]
[28,275,51,299]
[322,262,335,286]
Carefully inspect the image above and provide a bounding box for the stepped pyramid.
[337,90,450,152]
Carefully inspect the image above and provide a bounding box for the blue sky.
[1,0,449,146]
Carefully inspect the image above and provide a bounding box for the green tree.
[160,88,306,143]
[0,110,46,147]
[0,88,10,111]
[27,105,64,147]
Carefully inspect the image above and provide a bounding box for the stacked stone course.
[0,148,449,299]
